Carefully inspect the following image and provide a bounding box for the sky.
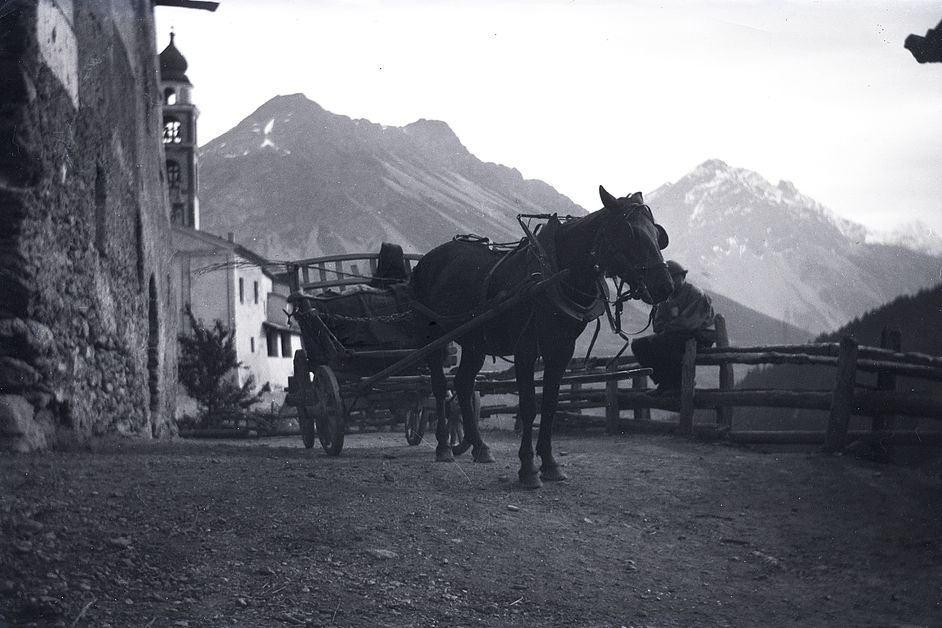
[155,0,942,235]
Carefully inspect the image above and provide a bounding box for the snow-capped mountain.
[867,221,942,256]
[646,160,942,333]
[197,94,585,260]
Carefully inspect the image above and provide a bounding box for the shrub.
[178,307,265,428]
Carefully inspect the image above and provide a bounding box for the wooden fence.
[474,315,942,450]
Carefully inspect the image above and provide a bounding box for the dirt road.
[2,429,941,627]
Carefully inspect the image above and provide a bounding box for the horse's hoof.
[452,440,471,456]
[540,465,568,482]
[473,445,495,463]
[518,471,542,489]
[435,447,455,463]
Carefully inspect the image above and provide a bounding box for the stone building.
[0,1,194,451]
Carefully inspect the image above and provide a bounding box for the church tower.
[159,32,200,229]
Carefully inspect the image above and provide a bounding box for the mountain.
[735,284,942,431]
[197,94,585,260]
[646,160,942,333]
[866,220,942,256]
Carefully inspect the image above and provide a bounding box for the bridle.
[589,203,668,303]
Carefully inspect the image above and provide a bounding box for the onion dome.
[159,32,191,84]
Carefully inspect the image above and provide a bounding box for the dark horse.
[410,186,673,488]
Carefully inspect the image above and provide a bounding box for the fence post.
[714,314,734,430]
[632,374,650,421]
[872,327,901,459]
[605,361,620,434]
[678,338,697,436]
[824,336,858,453]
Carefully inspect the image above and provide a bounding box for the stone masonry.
[0,0,176,451]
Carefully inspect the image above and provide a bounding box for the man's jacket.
[652,282,715,335]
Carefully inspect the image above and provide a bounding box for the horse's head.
[594,185,673,304]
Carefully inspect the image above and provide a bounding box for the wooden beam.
[714,314,734,429]
[824,336,858,453]
[678,338,697,435]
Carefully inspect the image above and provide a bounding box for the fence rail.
[473,315,942,452]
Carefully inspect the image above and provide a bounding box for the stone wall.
[0,0,176,451]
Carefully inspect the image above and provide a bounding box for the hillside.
[198,94,585,260]
[196,96,942,350]
[735,283,942,430]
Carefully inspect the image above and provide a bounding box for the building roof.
[159,32,191,84]
[171,224,283,281]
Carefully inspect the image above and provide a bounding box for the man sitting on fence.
[631,260,716,394]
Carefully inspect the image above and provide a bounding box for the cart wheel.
[299,404,317,449]
[449,391,480,455]
[312,365,345,456]
[293,350,317,449]
[404,406,428,446]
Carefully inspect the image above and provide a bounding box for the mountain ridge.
[197,95,940,337]
[646,159,942,333]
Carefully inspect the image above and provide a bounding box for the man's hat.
[666,260,688,277]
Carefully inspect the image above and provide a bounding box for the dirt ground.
[2,425,941,628]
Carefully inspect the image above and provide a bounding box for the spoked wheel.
[293,350,317,449]
[404,404,429,446]
[312,365,345,456]
[449,391,480,456]
[299,404,317,449]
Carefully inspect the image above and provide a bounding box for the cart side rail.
[289,252,423,293]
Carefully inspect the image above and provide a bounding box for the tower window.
[163,118,182,144]
[267,329,278,357]
[281,332,291,357]
[166,160,182,187]
[250,337,255,353]
[239,278,244,304]
[164,87,177,105]
[253,281,259,304]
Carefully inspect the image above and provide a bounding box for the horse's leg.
[514,341,541,489]
[428,348,453,462]
[453,345,493,463]
[535,336,576,482]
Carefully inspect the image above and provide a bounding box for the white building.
[161,34,300,412]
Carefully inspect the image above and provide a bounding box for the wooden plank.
[699,343,840,356]
[872,327,901,458]
[605,362,619,434]
[632,373,650,421]
[678,338,697,435]
[714,314,734,429]
[854,359,942,382]
[696,353,837,367]
[824,336,858,453]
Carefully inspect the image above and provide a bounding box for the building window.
[254,281,259,304]
[281,332,291,357]
[239,278,244,304]
[164,87,177,105]
[163,118,182,144]
[166,160,181,187]
[266,329,278,357]
[250,337,255,353]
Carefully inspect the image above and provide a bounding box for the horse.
[409,186,674,488]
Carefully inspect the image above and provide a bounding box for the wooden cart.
[283,247,470,455]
